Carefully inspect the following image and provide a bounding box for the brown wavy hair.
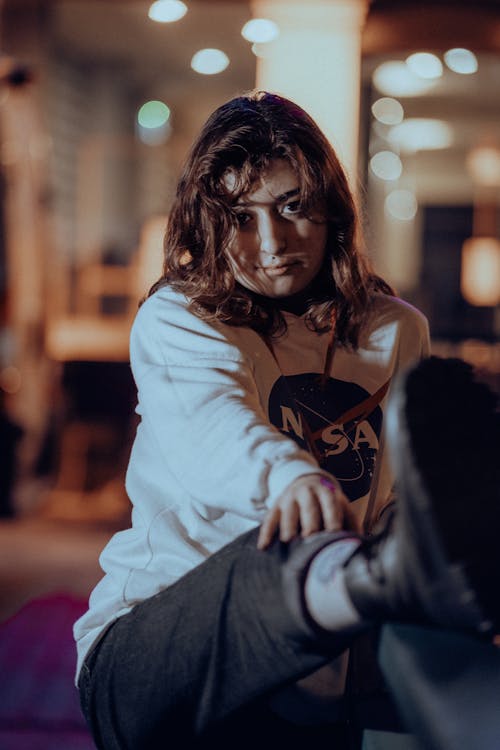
[149,90,394,348]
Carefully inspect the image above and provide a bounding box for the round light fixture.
[444,48,478,75]
[461,237,500,306]
[191,49,229,75]
[373,61,437,96]
[138,100,171,129]
[148,0,187,23]
[370,151,403,181]
[371,97,404,125]
[406,52,443,80]
[241,18,279,43]
[137,100,171,145]
[385,189,418,221]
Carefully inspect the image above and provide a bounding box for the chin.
[265,286,299,299]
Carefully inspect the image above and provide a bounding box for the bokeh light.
[190,49,229,75]
[385,189,418,221]
[406,52,443,80]
[461,238,500,306]
[241,18,280,43]
[371,97,404,125]
[388,118,453,153]
[138,100,171,129]
[466,146,500,187]
[370,151,403,181]
[148,0,187,23]
[444,48,478,75]
[137,100,171,145]
[251,42,276,59]
[373,61,437,96]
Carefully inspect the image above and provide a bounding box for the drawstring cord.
[264,308,336,466]
[318,307,337,387]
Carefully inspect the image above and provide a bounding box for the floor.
[0,515,119,624]
[0,490,128,750]
[1,460,498,750]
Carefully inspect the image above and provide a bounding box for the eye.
[281,200,303,216]
[234,211,252,227]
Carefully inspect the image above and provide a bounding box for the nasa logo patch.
[268,373,385,502]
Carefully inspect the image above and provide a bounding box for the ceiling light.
[371,97,404,125]
[406,52,443,80]
[138,100,171,129]
[385,189,418,221]
[241,18,280,43]
[191,49,229,75]
[370,151,403,181]
[388,118,453,153]
[148,0,187,23]
[251,42,276,59]
[373,61,437,96]
[444,48,478,75]
[137,100,172,145]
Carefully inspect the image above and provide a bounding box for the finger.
[279,500,300,542]
[298,495,323,537]
[316,477,343,531]
[257,505,281,549]
[318,491,343,531]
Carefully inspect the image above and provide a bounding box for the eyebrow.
[235,187,300,207]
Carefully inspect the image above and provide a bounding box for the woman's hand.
[257,473,357,550]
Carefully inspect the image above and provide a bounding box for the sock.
[304,537,364,631]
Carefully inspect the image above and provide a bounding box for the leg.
[306,357,500,636]
[80,355,499,748]
[79,526,362,749]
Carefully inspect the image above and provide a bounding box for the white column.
[251,0,369,182]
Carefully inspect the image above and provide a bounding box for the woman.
[75,91,432,747]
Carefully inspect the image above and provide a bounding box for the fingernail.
[320,477,336,492]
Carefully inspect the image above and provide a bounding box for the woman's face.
[224,159,327,299]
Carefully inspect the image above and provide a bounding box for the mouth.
[259,261,300,275]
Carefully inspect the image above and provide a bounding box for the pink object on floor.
[0,593,96,749]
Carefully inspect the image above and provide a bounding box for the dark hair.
[150,90,393,347]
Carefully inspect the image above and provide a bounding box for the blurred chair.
[45,215,165,363]
[41,216,165,519]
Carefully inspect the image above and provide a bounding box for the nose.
[258,212,287,257]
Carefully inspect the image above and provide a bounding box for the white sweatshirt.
[74,286,430,679]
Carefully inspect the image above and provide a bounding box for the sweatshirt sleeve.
[128,291,321,520]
